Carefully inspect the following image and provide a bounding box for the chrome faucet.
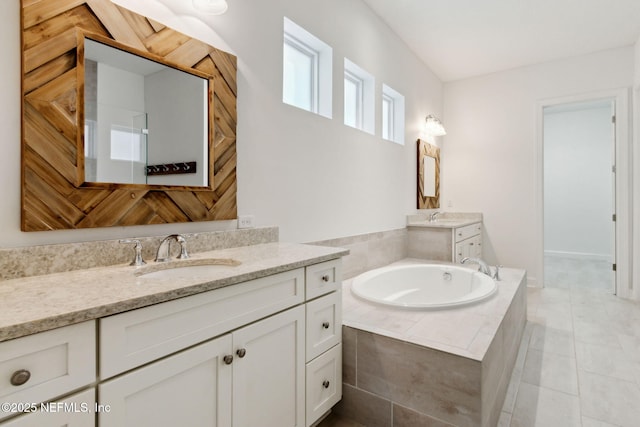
[119,239,146,266]
[155,234,189,262]
[460,257,492,277]
[429,211,442,222]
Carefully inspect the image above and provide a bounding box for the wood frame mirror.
[417,139,440,209]
[20,0,237,231]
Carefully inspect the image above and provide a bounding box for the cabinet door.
[232,306,305,427]
[99,335,232,427]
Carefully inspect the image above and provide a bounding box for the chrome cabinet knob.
[322,380,330,389]
[321,275,330,282]
[223,355,233,365]
[236,348,247,358]
[10,369,31,386]
[322,322,330,329]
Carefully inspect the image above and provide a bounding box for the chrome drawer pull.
[322,322,330,329]
[236,348,247,358]
[322,380,330,389]
[223,355,233,365]
[321,275,330,282]
[10,369,31,386]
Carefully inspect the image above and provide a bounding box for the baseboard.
[544,250,612,262]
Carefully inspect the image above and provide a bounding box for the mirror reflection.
[83,38,209,187]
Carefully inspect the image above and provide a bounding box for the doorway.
[542,99,616,293]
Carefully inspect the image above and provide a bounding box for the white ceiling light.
[193,0,228,15]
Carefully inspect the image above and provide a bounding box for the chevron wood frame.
[20,0,237,231]
[417,139,440,209]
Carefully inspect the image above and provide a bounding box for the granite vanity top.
[0,242,348,343]
[406,212,482,229]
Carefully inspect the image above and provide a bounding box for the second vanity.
[407,212,483,263]
[0,241,347,427]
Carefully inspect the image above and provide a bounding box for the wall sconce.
[193,0,228,14]
[424,114,446,137]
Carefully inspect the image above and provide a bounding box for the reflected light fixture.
[193,0,228,15]
[424,114,446,137]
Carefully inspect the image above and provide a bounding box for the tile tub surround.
[0,227,279,281]
[0,242,348,342]
[310,228,408,280]
[337,259,527,427]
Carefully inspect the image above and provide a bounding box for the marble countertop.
[0,242,348,343]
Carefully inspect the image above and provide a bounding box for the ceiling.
[361,0,640,82]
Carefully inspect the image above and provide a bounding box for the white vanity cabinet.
[98,258,342,427]
[453,223,483,263]
[100,306,305,427]
[408,220,483,263]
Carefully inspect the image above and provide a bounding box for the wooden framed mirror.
[417,139,440,209]
[20,0,237,231]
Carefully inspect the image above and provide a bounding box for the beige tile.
[511,382,581,427]
[356,331,481,426]
[528,324,575,357]
[342,326,357,386]
[581,416,621,427]
[497,412,512,427]
[578,370,640,427]
[573,320,624,348]
[334,384,391,427]
[405,309,487,349]
[521,349,578,395]
[392,404,455,427]
[315,412,367,427]
[575,341,640,382]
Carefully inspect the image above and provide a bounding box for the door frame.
[535,88,631,294]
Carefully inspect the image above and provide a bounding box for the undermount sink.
[135,258,241,280]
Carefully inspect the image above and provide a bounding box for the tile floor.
[322,260,640,426]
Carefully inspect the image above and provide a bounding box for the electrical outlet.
[448,200,453,208]
[238,215,255,229]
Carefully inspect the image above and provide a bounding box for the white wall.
[0,0,442,248]
[442,47,634,285]
[543,104,613,260]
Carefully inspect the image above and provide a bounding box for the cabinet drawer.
[0,388,95,426]
[0,321,96,421]
[454,222,482,242]
[306,344,342,427]
[306,259,342,300]
[100,268,304,379]
[306,291,342,362]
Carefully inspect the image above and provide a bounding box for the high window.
[283,18,332,118]
[382,84,405,144]
[344,58,374,134]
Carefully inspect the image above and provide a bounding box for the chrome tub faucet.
[461,257,501,280]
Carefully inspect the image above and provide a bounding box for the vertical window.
[382,84,405,144]
[283,35,317,112]
[344,71,363,129]
[283,18,332,118]
[344,58,374,134]
[381,93,394,140]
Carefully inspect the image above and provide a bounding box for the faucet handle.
[119,239,146,266]
[176,235,189,260]
[493,265,502,281]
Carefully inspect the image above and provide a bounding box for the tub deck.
[338,258,527,427]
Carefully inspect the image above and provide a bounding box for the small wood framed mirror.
[417,139,440,209]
